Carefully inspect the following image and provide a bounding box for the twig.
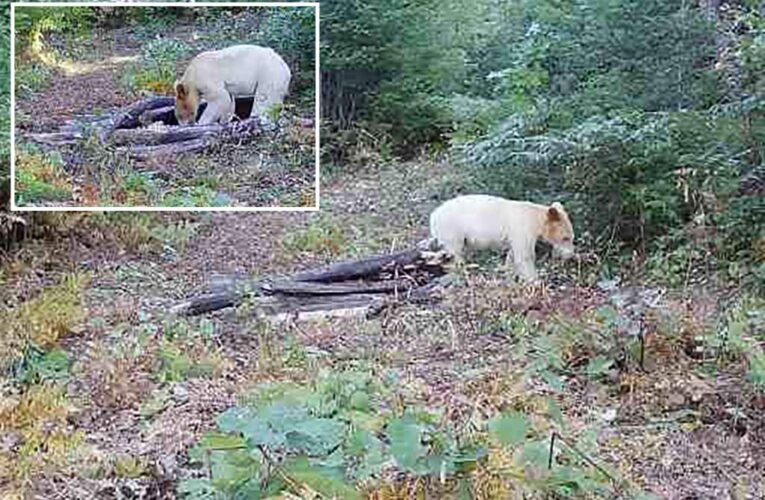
[548,431,622,492]
[256,444,302,493]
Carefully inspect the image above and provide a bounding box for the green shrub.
[122,38,190,95]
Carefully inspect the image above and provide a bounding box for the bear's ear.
[548,202,564,221]
[175,81,187,99]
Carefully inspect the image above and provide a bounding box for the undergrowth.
[14,147,73,206]
[180,367,641,499]
[0,274,88,375]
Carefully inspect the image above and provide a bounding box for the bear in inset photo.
[174,44,292,126]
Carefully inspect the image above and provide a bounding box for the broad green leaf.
[540,370,565,391]
[217,407,255,434]
[208,450,260,493]
[586,356,614,379]
[350,390,371,411]
[346,430,386,480]
[198,433,248,451]
[547,397,566,430]
[521,439,550,468]
[286,417,347,455]
[283,457,361,500]
[488,412,529,446]
[387,417,427,474]
[177,478,217,499]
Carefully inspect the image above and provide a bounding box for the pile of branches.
[23,96,278,160]
[172,247,450,321]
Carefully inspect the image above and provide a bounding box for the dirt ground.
[13,16,316,208]
[2,153,764,498]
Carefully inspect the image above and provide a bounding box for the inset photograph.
[11,2,318,210]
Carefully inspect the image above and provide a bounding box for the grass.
[121,38,188,96]
[14,147,73,206]
[0,383,85,493]
[0,274,88,374]
[14,60,52,97]
[282,216,349,261]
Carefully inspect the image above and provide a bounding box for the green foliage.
[484,408,617,497]
[282,216,348,261]
[457,0,764,285]
[14,61,52,97]
[488,412,529,446]
[14,146,73,206]
[161,185,223,208]
[16,347,71,386]
[705,296,765,390]
[154,318,221,384]
[320,0,487,153]
[14,6,96,51]
[122,38,190,95]
[181,369,486,498]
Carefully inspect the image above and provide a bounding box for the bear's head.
[174,81,199,125]
[541,202,575,259]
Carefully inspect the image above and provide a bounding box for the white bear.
[429,194,575,281]
[174,44,292,126]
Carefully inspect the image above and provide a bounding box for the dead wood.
[112,117,271,159]
[172,246,449,319]
[116,138,212,160]
[109,96,176,132]
[263,278,414,295]
[25,131,83,146]
[139,106,176,126]
[109,124,223,146]
[293,249,424,283]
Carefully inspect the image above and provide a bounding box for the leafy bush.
[122,38,190,95]
[704,296,765,390]
[456,0,764,286]
[1,274,87,376]
[180,369,486,498]
[282,216,348,261]
[14,147,73,206]
[14,6,96,52]
[182,367,630,498]
[0,383,84,492]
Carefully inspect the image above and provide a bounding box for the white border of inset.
[10,1,320,212]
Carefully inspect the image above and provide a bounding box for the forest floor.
[1,149,764,499]
[13,13,316,208]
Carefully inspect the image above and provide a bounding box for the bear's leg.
[251,80,287,119]
[511,240,538,282]
[198,88,234,125]
[442,237,465,268]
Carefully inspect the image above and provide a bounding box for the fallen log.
[171,246,450,319]
[293,248,424,283]
[263,278,414,295]
[116,137,212,160]
[25,131,83,146]
[113,117,272,158]
[109,124,224,146]
[139,106,176,126]
[109,96,176,132]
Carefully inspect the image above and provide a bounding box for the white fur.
[429,194,574,281]
[179,45,291,125]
